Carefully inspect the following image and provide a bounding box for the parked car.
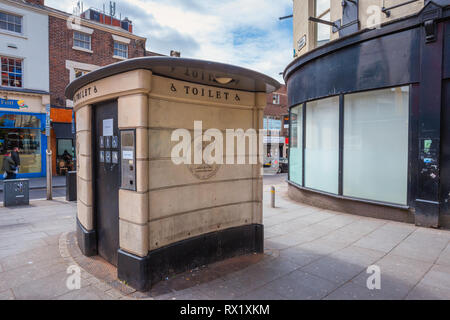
[277,157,288,173]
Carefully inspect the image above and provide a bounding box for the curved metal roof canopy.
[65,56,281,99]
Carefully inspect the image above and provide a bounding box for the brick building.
[264,84,288,159]
[21,0,148,175]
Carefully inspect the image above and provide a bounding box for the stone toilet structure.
[65,57,280,291]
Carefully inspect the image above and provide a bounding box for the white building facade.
[0,0,49,177]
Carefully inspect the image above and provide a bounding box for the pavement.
[1,177,450,300]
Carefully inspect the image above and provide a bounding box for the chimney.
[26,0,45,6]
[170,50,181,57]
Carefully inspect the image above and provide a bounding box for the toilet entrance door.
[93,100,120,266]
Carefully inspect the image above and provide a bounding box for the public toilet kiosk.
[65,57,280,291]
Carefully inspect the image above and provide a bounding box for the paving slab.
[56,285,114,300]
[324,282,400,300]
[436,243,450,267]
[350,254,433,299]
[390,231,449,263]
[259,270,339,300]
[301,255,368,286]
[418,264,450,291]
[12,270,83,300]
[0,289,14,300]
[406,283,450,300]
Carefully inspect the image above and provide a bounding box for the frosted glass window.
[289,105,302,185]
[305,96,339,194]
[343,87,409,205]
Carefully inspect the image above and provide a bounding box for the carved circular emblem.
[188,137,220,180]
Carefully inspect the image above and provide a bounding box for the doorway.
[93,100,120,266]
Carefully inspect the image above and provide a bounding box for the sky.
[45,0,294,83]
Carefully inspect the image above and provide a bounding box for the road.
[0,186,66,203]
[263,172,287,185]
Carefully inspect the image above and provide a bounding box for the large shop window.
[305,96,340,194]
[343,87,409,205]
[290,105,303,185]
[0,113,42,174]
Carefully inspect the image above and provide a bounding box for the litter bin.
[65,56,280,291]
[3,179,29,207]
[66,171,77,201]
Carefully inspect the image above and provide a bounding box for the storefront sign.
[0,98,29,110]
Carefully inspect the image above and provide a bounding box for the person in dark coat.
[11,146,20,178]
[2,151,16,180]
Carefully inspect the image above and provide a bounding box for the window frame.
[1,55,24,88]
[113,41,129,59]
[74,69,89,79]
[272,94,280,105]
[73,31,92,51]
[0,10,23,35]
[314,0,331,48]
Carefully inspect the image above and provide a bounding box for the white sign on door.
[103,119,113,136]
[122,150,134,160]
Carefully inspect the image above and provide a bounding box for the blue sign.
[0,98,28,109]
[45,104,51,137]
[71,109,75,134]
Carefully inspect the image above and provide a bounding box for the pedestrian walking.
[2,151,16,180]
[11,146,20,178]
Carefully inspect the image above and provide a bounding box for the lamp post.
[45,104,52,200]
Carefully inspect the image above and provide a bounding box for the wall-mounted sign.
[0,98,29,110]
[297,35,306,51]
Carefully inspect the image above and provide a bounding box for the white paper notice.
[103,119,113,136]
[123,150,134,160]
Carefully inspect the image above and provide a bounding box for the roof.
[65,56,281,99]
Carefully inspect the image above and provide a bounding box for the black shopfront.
[284,1,450,229]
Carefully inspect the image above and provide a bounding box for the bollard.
[46,149,52,200]
[271,186,275,208]
[66,171,77,201]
